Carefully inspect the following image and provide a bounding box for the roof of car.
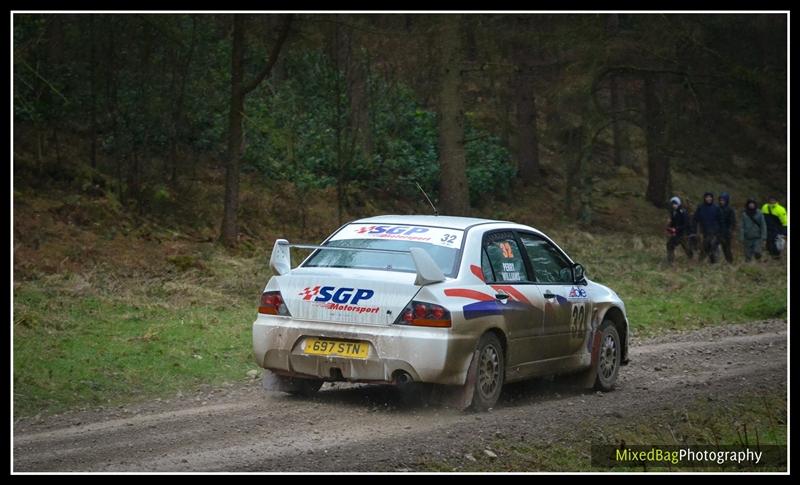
[351,215,509,230]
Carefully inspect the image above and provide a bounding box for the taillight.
[395,301,451,328]
[258,291,291,316]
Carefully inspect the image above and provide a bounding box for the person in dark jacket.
[666,196,693,263]
[693,192,722,263]
[718,192,736,263]
[683,196,699,255]
[739,198,767,262]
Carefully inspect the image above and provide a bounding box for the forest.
[12,14,788,455]
[14,14,787,246]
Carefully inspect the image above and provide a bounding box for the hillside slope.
[12,137,788,417]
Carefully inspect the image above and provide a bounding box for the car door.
[517,232,589,360]
[479,230,547,373]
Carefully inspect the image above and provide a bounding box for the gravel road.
[13,319,787,472]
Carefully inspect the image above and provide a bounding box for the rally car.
[253,215,630,410]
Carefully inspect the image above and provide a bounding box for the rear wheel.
[593,321,621,391]
[469,332,505,411]
[264,372,323,397]
[287,378,323,397]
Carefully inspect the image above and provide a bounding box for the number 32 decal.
[570,303,586,338]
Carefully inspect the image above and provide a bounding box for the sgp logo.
[355,225,429,236]
[299,286,375,305]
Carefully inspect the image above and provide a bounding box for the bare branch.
[17,58,68,103]
[242,15,293,95]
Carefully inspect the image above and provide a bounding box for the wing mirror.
[573,263,586,284]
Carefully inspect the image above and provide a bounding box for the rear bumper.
[252,314,475,385]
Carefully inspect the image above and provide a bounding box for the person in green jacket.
[762,195,788,260]
[740,198,767,261]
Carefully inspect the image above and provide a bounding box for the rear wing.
[269,239,446,286]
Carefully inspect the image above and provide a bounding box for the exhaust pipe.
[394,371,413,386]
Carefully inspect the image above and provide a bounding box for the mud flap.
[582,330,604,389]
[436,350,480,410]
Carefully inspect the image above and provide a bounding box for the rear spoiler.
[269,239,446,286]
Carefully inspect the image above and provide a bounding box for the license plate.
[304,338,370,359]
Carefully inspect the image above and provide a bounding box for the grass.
[12,230,786,417]
[12,165,787,417]
[549,229,787,337]
[13,251,272,417]
[420,391,787,472]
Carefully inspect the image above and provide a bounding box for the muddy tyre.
[287,378,323,397]
[593,321,621,391]
[288,380,323,397]
[469,332,505,411]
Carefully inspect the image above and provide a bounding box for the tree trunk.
[46,15,65,61]
[437,16,470,216]
[514,67,540,183]
[221,15,246,247]
[43,16,65,159]
[564,126,584,216]
[89,15,97,170]
[104,16,123,203]
[170,15,198,186]
[609,75,634,168]
[644,75,670,208]
[129,24,153,211]
[220,14,292,247]
[348,49,372,163]
[605,14,634,170]
[329,22,348,225]
[128,150,142,212]
[335,26,345,225]
[755,14,781,130]
[578,175,593,225]
[465,16,478,62]
[510,21,540,185]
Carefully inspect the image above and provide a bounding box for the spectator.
[718,192,736,263]
[666,196,693,264]
[683,196,699,255]
[739,198,767,262]
[693,192,722,264]
[761,195,788,260]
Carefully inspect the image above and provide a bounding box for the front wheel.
[593,321,621,391]
[469,332,505,411]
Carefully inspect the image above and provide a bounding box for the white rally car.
[253,215,630,410]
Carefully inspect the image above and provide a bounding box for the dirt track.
[13,319,787,472]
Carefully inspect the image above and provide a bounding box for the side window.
[481,248,495,282]
[482,231,529,283]
[519,234,573,284]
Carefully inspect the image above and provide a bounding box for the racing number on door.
[500,242,514,258]
[570,303,586,338]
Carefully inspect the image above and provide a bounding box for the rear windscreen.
[303,223,464,276]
